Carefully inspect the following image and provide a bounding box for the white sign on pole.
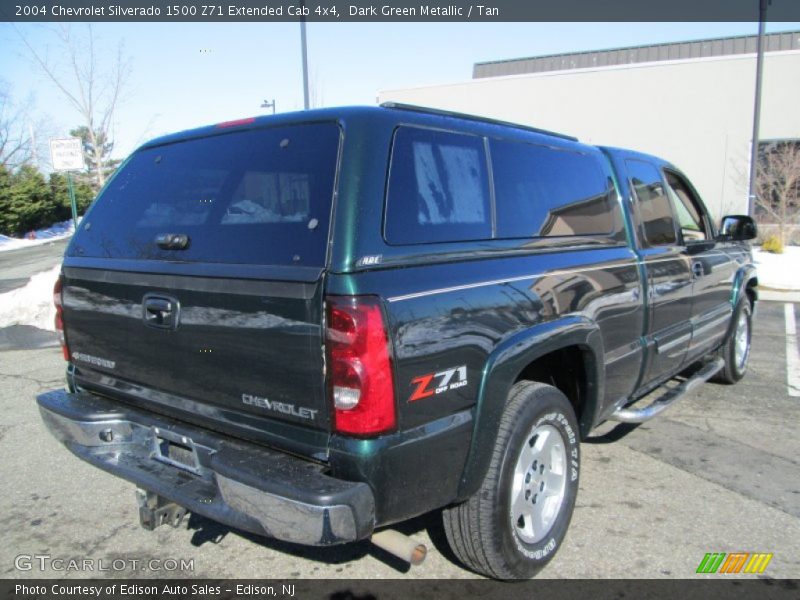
[49,138,85,171]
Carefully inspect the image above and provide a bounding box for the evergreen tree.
[4,165,54,235]
[0,166,97,236]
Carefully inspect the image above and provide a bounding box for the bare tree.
[17,24,130,190]
[0,84,33,170]
[309,67,324,109]
[754,141,800,245]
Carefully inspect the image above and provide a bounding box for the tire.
[442,381,580,579]
[713,299,752,384]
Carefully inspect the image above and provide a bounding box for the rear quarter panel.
[327,111,645,513]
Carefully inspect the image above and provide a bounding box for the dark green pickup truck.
[37,104,758,579]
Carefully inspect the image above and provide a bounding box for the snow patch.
[0,219,76,252]
[752,246,800,292]
[0,266,60,330]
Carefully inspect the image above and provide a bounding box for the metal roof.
[473,30,800,79]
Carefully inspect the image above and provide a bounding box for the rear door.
[624,159,693,385]
[62,122,341,456]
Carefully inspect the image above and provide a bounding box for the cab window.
[625,159,677,246]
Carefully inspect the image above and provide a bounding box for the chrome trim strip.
[693,303,733,323]
[657,332,692,354]
[386,260,636,303]
[605,342,642,364]
[386,254,699,303]
[692,313,731,339]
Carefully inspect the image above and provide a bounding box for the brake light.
[215,117,256,128]
[326,296,396,436]
[53,276,70,361]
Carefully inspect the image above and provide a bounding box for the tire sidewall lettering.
[503,396,580,566]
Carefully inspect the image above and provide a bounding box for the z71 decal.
[409,366,468,402]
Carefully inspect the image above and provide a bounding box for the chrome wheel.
[510,423,567,544]
[734,309,750,371]
[443,382,579,579]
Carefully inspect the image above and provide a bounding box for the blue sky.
[1,21,797,161]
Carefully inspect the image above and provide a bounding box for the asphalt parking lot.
[0,297,798,580]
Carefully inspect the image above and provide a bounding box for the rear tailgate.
[61,121,341,459]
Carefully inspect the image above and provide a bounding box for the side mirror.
[719,215,757,241]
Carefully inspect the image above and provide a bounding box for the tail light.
[326,296,396,436]
[53,276,70,361]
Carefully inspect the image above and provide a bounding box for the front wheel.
[713,299,752,384]
[442,381,580,579]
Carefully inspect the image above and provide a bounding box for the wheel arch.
[456,316,604,501]
[726,265,758,342]
[732,264,758,309]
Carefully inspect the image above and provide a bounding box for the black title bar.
[3,0,800,22]
[5,579,800,600]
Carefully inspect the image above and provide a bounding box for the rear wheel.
[713,299,752,384]
[442,381,580,579]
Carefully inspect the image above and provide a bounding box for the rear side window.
[491,140,614,238]
[626,159,677,246]
[384,127,491,245]
[69,123,340,266]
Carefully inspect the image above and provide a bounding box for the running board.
[610,358,724,424]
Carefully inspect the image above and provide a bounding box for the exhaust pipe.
[371,530,427,566]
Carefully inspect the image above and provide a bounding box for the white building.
[378,31,800,218]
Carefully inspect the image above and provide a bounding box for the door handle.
[143,295,180,329]
[691,261,704,279]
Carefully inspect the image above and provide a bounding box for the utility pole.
[261,99,276,114]
[300,1,310,110]
[748,0,770,216]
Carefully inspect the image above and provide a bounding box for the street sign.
[49,138,85,171]
[49,137,85,229]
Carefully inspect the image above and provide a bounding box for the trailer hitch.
[136,488,188,530]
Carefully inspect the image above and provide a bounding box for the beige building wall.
[378,51,800,218]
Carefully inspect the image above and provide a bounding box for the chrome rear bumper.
[36,389,375,545]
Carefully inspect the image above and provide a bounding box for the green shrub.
[761,234,784,254]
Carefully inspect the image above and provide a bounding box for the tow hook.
[135,488,187,530]
[371,530,427,566]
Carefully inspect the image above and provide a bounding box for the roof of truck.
[139,104,579,151]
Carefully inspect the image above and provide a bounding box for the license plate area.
[151,427,202,475]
